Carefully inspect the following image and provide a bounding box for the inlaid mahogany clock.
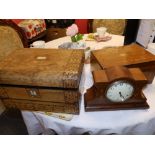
[84,66,149,111]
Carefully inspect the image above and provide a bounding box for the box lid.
[0,48,84,89]
[92,43,155,69]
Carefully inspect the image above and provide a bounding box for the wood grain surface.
[0,48,84,88]
[91,43,155,83]
[2,99,79,114]
[85,66,149,111]
[0,48,84,114]
[92,43,155,68]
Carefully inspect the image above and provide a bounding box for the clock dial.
[106,81,134,102]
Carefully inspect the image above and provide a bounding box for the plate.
[58,42,86,49]
[94,35,112,42]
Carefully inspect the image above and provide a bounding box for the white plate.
[58,42,86,49]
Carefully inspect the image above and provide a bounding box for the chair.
[0,19,27,61]
[88,19,127,35]
[0,19,28,113]
[75,19,89,34]
[16,19,46,44]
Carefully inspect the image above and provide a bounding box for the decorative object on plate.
[66,24,84,42]
[84,66,149,111]
[86,33,112,42]
[94,35,112,42]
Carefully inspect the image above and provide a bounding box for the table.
[22,34,155,135]
[45,33,124,50]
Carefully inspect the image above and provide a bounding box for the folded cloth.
[38,111,73,121]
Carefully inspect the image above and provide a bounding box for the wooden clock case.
[91,44,155,83]
[84,66,149,112]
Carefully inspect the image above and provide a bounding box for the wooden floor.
[0,109,28,135]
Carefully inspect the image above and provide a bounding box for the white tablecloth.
[22,34,155,135]
[45,34,124,50]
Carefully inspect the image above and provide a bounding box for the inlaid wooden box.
[0,48,84,114]
[91,44,155,83]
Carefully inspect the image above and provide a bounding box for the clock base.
[85,102,149,112]
[84,86,149,112]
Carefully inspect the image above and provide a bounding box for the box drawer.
[2,99,79,114]
[1,86,79,104]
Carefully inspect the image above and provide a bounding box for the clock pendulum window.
[84,66,149,111]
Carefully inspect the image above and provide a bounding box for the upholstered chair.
[89,19,127,35]
[0,20,28,61]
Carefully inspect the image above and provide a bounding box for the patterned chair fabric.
[18,19,46,39]
[92,19,127,35]
[0,26,24,61]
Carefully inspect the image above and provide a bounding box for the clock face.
[106,80,134,102]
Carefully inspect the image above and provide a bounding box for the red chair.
[75,19,89,34]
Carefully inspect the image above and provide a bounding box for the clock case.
[84,66,149,111]
[91,44,155,84]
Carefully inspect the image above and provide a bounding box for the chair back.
[89,19,127,35]
[0,20,27,61]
